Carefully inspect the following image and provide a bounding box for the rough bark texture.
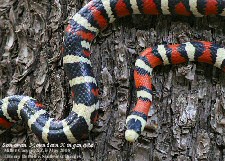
[0,0,225,161]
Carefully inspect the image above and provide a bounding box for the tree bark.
[0,0,225,161]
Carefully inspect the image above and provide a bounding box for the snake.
[0,0,225,143]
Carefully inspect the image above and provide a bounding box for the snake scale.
[0,0,225,143]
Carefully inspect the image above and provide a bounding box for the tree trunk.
[0,0,225,161]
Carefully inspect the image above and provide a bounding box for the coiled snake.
[0,0,225,143]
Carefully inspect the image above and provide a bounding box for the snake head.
[125,113,147,142]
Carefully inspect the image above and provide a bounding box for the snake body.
[1,0,225,143]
